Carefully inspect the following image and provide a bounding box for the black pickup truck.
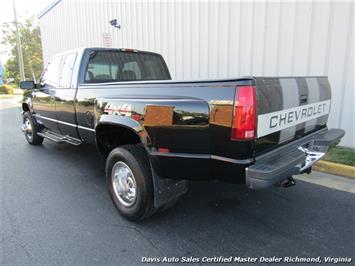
[20,47,344,221]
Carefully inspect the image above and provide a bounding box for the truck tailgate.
[254,77,331,155]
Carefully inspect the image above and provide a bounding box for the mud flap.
[150,164,189,209]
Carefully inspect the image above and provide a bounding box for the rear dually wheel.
[106,144,155,221]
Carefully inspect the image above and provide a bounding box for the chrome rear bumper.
[246,128,345,189]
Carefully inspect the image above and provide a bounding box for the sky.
[0,0,54,64]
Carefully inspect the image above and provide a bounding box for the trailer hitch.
[298,145,326,172]
[275,177,296,188]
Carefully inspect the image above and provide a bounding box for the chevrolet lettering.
[258,100,331,137]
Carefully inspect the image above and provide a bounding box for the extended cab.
[20,47,345,221]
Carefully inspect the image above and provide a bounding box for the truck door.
[32,55,62,132]
[55,52,80,139]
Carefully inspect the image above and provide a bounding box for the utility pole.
[13,0,25,81]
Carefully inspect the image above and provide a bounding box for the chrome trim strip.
[150,151,253,164]
[35,114,76,127]
[100,98,202,102]
[78,125,95,132]
[210,155,253,164]
[35,115,95,132]
[78,78,251,88]
[151,152,210,159]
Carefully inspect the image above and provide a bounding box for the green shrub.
[323,146,355,166]
[0,84,14,95]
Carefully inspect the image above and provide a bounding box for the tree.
[1,17,43,84]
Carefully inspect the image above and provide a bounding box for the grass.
[323,146,355,166]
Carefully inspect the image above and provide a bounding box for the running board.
[37,130,82,146]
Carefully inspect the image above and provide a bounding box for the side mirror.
[20,81,35,90]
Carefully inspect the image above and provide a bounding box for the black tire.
[23,111,44,145]
[106,144,155,221]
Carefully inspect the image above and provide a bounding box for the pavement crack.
[129,225,164,256]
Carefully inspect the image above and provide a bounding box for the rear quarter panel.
[95,97,210,154]
[76,80,255,160]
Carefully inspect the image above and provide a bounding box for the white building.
[38,0,354,147]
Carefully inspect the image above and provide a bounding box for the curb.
[313,160,355,179]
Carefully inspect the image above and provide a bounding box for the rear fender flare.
[95,114,151,148]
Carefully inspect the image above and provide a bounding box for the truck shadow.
[38,140,355,257]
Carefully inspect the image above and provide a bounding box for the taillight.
[231,85,256,140]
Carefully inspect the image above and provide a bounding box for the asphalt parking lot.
[1,106,355,265]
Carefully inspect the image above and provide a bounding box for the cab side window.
[85,51,118,83]
[59,53,77,88]
[41,56,62,86]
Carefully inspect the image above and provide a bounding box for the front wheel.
[106,144,155,221]
[22,112,44,145]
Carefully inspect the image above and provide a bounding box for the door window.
[41,56,62,86]
[59,53,77,88]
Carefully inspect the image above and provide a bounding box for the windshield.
[84,50,171,83]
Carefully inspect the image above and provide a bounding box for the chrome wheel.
[22,117,33,141]
[111,161,137,207]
